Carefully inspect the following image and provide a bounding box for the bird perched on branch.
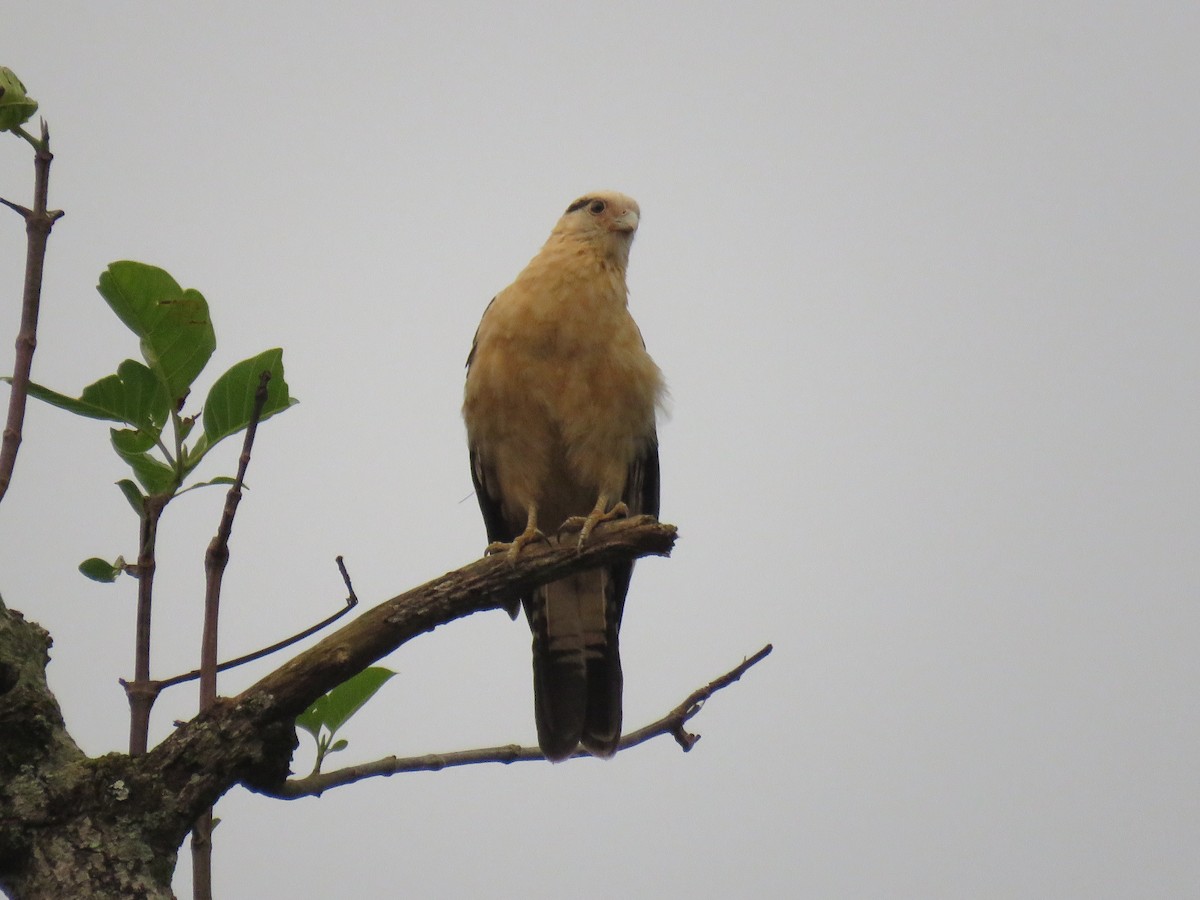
[463,190,665,762]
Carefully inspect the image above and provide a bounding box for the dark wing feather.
[468,445,512,546]
[468,446,524,621]
[609,431,660,628]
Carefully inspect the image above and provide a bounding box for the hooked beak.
[612,208,639,233]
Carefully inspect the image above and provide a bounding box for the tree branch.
[0,519,682,887]
[262,643,773,798]
[125,494,166,755]
[194,371,270,900]
[0,120,64,505]
[3,519,767,895]
[619,642,773,752]
[199,370,270,711]
[239,515,678,723]
[144,516,678,805]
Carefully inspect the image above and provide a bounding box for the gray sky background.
[2,3,1197,897]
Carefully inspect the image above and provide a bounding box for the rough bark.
[0,518,676,898]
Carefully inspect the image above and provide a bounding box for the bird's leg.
[559,494,629,549]
[486,503,546,562]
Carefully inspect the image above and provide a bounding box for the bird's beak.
[612,209,639,233]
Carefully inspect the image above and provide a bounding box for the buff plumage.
[464,191,665,761]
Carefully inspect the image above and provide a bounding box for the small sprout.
[296,667,396,775]
[79,557,125,583]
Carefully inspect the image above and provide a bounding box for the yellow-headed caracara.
[463,191,665,762]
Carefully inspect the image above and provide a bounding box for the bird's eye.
[588,200,607,215]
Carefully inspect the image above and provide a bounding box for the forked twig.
[264,644,773,799]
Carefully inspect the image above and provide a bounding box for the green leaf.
[295,667,396,741]
[19,380,117,421]
[176,476,239,498]
[295,704,325,741]
[0,67,38,132]
[329,739,349,753]
[96,262,216,405]
[186,476,237,489]
[79,557,123,583]
[18,359,167,430]
[110,427,157,454]
[84,360,169,428]
[116,479,145,516]
[201,348,297,449]
[181,432,209,473]
[318,667,396,736]
[111,429,176,495]
[123,455,176,495]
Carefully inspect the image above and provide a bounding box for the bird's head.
[552,191,641,263]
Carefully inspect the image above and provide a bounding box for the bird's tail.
[526,568,622,762]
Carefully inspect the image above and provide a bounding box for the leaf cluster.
[8,261,297,579]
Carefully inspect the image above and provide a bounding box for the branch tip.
[335,555,358,606]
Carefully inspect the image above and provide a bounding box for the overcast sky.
[2,3,1197,897]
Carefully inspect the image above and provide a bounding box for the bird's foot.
[559,501,629,550]
[485,524,547,563]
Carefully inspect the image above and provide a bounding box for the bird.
[463,190,665,761]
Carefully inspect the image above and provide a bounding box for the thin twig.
[336,555,358,604]
[156,558,357,693]
[194,370,271,900]
[618,643,773,752]
[125,494,166,755]
[198,370,271,710]
[0,197,31,216]
[262,643,773,799]
[0,120,65,505]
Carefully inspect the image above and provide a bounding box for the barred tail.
[527,568,622,762]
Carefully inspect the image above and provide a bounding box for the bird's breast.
[463,247,664,513]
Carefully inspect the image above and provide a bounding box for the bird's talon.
[560,501,630,549]
[485,528,547,562]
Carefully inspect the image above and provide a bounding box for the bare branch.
[132,518,676,816]
[263,643,773,798]
[0,120,65,505]
[194,371,271,900]
[236,515,677,723]
[125,494,167,755]
[199,370,271,710]
[0,197,31,217]
[618,643,773,752]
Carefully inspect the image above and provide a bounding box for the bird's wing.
[466,296,524,618]
[468,445,515,545]
[608,432,659,629]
